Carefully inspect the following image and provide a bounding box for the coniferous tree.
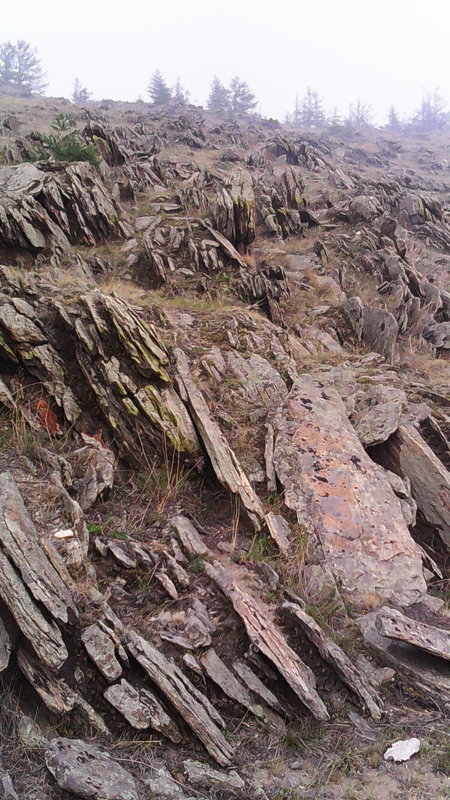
[410,89,448,131]
[207,76,230,112]
[229,76,257,114]
[387,105,401,130]
[297,87,325,128]
[0,40,46,96]
[173,77,190,104]
[292,94,301,126]
[327,107,343,129]
[147,70,172,105]
[72,78,92,104]
[347,97,372,127]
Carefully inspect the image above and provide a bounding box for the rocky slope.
[0,98,449,800]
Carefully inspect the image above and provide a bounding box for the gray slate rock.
[183,759,245,792]
[0,774,18,800]
[45,738,138,800]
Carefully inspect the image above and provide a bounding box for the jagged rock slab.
[205,561,329,721]
[0,617,13,672]
[282,601,383,719]
[126,631,233,765]
[271,375,426,607]
[175,348,291,553]
[183,759,245,792]
[0,549,68,670]
[359,612,450,709]
[352,385,405,447]
[54,294,199,462]
[45,738,138,800]
[0,162,130,251]
[170,515,211,556]
[199,648,266,719]
[376,606,450,661]
[383,423,450,550]
[0,472,76,624]
[17,649,77,714]
[232,659,285,714]
[81,623,123,681]
[104,679,181,741]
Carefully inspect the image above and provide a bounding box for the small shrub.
[189,555,205,574]
[110,530,128,540]
[87,522,102,535]
[31,113,99,167]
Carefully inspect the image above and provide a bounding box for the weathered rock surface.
[45,738,138,800]
[126,630,233,765]
[183,759,245,792]
[0,471,75,669]
[104,679,182,741]
[0,162,130,252]
[376,606,450,661]
[380,422,450,549]
[270,375,426,607]
[359,612,450,709]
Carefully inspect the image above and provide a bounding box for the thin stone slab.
[104,679,181,742]
[81,623,123,681]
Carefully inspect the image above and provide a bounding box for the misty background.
[2,0,450,122]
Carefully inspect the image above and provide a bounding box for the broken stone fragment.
[352,385,406,447]
[45,738,138,800]
[175,348,291,553]
[81,623,123,681]
[70,434,115,510]
[170,515,210,556]
[199,647,267,720]
[282,601,383,719]
[183,760,245,792]
[104,679,181,741]
[358,611,450,709]
[0,616,13,672]
[205,560,329,721]
[376,606,450,661]
[382,422,450,551]
[143,765,193,799]
[17,715,48,750]
[0,774,18,800]
[126,630,232,765]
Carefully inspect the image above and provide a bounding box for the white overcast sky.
[3,0,450,122]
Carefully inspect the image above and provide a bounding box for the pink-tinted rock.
[271,374,426,608]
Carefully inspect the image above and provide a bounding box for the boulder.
[348,195,383,223]
[271,375,426,607]
[183,760,245,792]
[380,422,450,550]
[45,738,138,800]
[352,385,406,447]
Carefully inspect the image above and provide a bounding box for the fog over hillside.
[3,0,450,122]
